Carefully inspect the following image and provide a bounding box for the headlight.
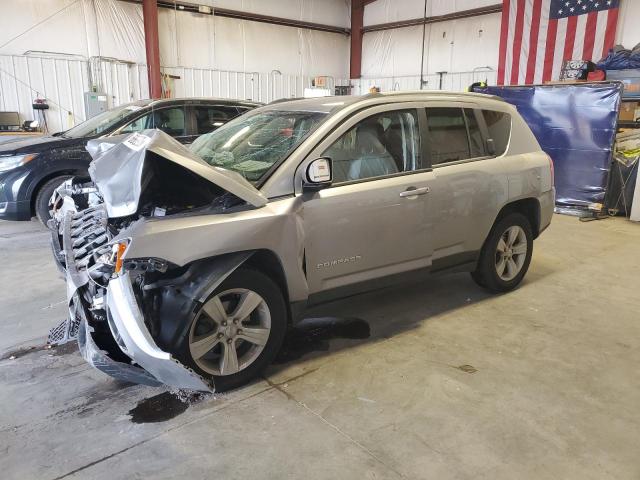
[0,154,36,173]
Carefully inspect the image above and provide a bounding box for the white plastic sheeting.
[360,0,640,93]
[211,0,349,28]
[361,0,502,80]
[363,0,500,25]
[0,0,349,131]
[0,0,349,76]
[159,13,349,77]
[616,0,640,52]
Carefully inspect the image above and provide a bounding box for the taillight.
[548,154,554,187]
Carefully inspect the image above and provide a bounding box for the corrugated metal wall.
[351,69,498,95]
[1,52,493,134]
[0,54,89,133]
[0,53,349,134]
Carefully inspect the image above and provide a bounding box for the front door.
[301,106,436,296]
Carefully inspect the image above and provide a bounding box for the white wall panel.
[210,0,350,28]
[616,0,640,50]
[361,13,501,79]
[361,26,425,77]
[363,0,500,26]
[0,0,88,57]
[93,0,146,63]
[426,14,501,73]
[0,0,349,130]
[158,8,215,68]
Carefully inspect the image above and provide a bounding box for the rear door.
[425,104,509,266]
[300,104,437,296]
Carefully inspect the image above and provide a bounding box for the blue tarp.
[596,46,640,70]
[475,82,622,210]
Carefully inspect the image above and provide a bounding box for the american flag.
[497,0,620,85]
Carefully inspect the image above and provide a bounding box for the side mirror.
[303,157,332,191]
[486,138,496,156]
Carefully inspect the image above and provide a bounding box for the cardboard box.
[619,101,640,122]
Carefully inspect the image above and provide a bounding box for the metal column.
[142,0,162,99]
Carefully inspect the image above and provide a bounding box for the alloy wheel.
[188,288,271,376]
[495,225,528,281]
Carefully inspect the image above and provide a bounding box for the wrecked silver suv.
[50,92,555,392]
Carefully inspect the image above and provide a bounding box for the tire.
[176,267,288,392]
[35,175,72,227]
[471,212,533,293]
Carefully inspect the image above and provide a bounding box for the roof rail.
[361,90,505,102]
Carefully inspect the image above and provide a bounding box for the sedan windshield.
[189,110,327,183]
[63,103,146,138]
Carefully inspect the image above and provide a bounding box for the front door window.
[323,110,421,183]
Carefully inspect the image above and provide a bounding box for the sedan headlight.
[0,154,36,173]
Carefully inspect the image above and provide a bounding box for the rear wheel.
[178,268,287,392]
[35,175,72,227]
[471,212,533,293]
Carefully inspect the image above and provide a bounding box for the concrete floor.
[1,214,639,479]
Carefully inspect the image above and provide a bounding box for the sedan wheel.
[494,225,528,281]
[188,288,271,376]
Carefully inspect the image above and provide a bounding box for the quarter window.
[481,110,511,156]
[323,109,421,183]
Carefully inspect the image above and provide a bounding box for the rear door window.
[464,108,486,158]
[481,110,511,156]
[425,107,470,165]
[152,107,186,136]
[194,106,241,134]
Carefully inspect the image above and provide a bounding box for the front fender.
[119,196,309,303]
[141,252,254,350]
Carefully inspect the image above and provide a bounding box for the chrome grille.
[67,206,112,273]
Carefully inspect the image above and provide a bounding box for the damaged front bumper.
[51,208,213,392]
[105,273,212,391]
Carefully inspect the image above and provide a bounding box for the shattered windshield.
[63,103,146,138]
[189,110,327,183]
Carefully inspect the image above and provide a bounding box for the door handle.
[399,186,430,198]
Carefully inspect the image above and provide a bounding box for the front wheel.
[35,175,72,227]
[177,268,287,392]
[471,212,533,293]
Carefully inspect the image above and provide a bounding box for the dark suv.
[0,98,261,224]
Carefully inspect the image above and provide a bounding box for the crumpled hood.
[87,130,267,218]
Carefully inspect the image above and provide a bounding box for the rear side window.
[481,110,511,156]
[425,108,470,165]
[153,107,186,136]
[194,106,241,134]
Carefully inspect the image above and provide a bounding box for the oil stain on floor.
[128,390,210,424]
[128,392,190,423]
